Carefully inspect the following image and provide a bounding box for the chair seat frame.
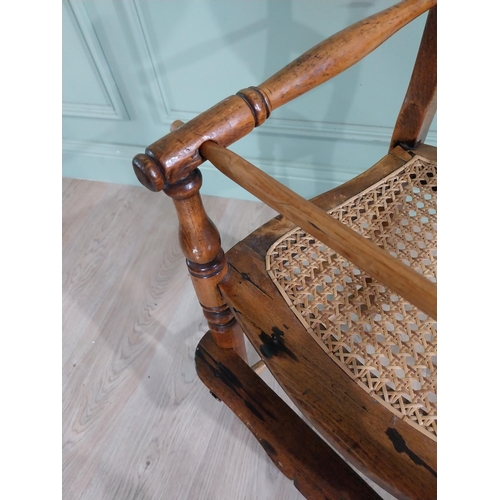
[131,2,437,498]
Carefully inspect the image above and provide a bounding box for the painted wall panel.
[62,0,128,120]
[62,0,436,201]
[62,2,109,108]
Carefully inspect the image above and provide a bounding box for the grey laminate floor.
[62,178,393,500]
[63,178,305,499]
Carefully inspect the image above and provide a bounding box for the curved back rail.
[133,0,437,189]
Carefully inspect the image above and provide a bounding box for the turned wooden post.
[132,0,437,355]
[134,120,247,359]
[161,166,247,360]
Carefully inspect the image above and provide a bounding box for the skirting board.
[62,138,434,202]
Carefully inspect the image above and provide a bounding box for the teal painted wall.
[62,0,436,201]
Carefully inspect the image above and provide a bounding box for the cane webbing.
[266,155,437,439]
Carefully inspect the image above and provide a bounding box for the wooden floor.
[62,178,394,500]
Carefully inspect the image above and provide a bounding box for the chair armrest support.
[201,140,437,319]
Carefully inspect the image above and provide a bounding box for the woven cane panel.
[266,156,437,439]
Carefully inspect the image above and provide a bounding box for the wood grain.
[201,141,437,320]
[259,0,436,110]
[132,0,436,189]
[220,243,437,500]
[238,146,413,259]
[196,332,384,500]
[162,167,248,358]
[390,6,437,149]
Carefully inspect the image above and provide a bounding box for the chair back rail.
[133,0,437,189]
[200,140,437,320]
[391,6,437,149]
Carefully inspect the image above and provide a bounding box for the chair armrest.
[133,0,437,189]
[201,140,437,320]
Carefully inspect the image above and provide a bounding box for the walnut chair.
[132,1,437,498]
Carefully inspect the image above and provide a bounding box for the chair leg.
[196,331,383,500]
[163,168,247,361]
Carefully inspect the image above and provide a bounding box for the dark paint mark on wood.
[229,262,271,297]
[386,428,436,478]
[195,347,243,395]
[259,439,277,457]
[260,344,274,358]
[245,400,266,421]
[272,326,284,336]
[196,346,278,422]
[209,391,221,401]
[259,328,298,361]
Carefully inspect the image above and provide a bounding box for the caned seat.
[266,154,437,439]
[132,1,437,498]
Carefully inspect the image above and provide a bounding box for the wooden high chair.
[132,1,437,498]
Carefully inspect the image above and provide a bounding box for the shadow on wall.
[63,0,433,196]
[132,0,375,193]
[200,1,373,194]
[253,1,372,196]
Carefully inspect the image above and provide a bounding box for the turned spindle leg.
[162,168,247,361]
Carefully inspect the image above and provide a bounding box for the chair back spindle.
[391,6,437,149]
